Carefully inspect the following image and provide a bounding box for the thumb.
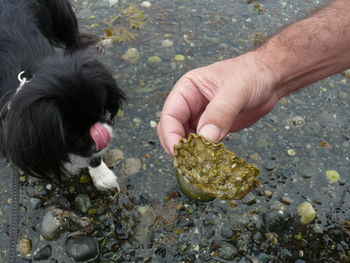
[197,86,246,142]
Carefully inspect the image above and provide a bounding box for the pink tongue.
[90,123,111,151]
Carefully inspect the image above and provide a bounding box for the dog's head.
[1,49,125,178]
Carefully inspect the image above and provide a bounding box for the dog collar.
[7,71,31,110]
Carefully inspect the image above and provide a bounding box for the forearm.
[256,0,350,98]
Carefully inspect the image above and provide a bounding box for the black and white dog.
[0,0,125,190]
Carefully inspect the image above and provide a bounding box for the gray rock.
[218,242,238,260]
[34,245,52,260]
[29,198,42,210]
[40,207,69,241]
[65,236,99,262]
[74,194,92,214]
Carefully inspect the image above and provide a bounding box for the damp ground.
[1,0,350,262]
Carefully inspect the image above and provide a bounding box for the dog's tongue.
[90,123,111,151]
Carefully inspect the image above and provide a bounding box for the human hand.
[157,51,281,156]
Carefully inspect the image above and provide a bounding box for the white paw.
[88,161,120,191]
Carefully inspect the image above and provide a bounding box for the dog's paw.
[88,161,120,191]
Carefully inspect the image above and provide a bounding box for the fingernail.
[198,124,221,142]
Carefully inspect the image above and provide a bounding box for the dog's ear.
[3,97,68,178]
[81,58,126,120]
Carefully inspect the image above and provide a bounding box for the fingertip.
[157,122,181,156]
[165,134,182,156]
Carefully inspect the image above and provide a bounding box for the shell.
[173,133,260,202]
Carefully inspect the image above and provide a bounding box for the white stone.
[140,1,151,8]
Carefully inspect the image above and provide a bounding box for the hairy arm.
[257,0,350,98]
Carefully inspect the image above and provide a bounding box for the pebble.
[34,245,52,260]
[263,210,287,232]
[29,197,42,210]
[161,39,173,47]
[297,202,316,224]
[249,153,262,162]
[74,194,92,214]
[174,54,186,61]
[242,193,256,205]
[100,38,113,47]
[140,1,151,8]
[40,208,69,241]
[218,242,238,260]
[104,148,124,168]
[122,158,142,175]
[287,149,296,156]
[280,196,293,205]
[150,120,157,128]
[147,56,162,64]
[65,236,99,262]
[325,170,341,183]
[122,48,140,63]
[285,116,305,126]
[264,161,276,171]
[221,227,233,239]
[17,238,31,257]
[264,190,273,199]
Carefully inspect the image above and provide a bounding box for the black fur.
[0,0,125,178]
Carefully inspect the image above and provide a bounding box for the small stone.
[19,175,27,183]
[122,48,140,63]
[150,120,157,128]
[140,1,151,8]
[249,153,262,162]
[29,198,42,210]
[242,193,256,206]
[221,227,233,239]
[40,208,69,241]
[218,242,238,260]
[264,161,276,171]
[147,56,162,64]
[34,245,52,260]
[280,196,293,205]
[325,170,341,183]
[297,202,316,224]
[287,149,296,156]
[280,248,292,260]
[65,236,99,262]
[100,38,113,47]
[161,39,173,47]
[103,148,124,168]
[122,158,142,175]
[174,54,186,61]
[74,194,92,214]
[264,190,273,199]
[286,116,305,126]
[17,238,31,257]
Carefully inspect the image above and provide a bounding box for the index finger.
[158,79,206,155]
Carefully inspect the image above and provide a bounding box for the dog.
[0,0,125,190]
